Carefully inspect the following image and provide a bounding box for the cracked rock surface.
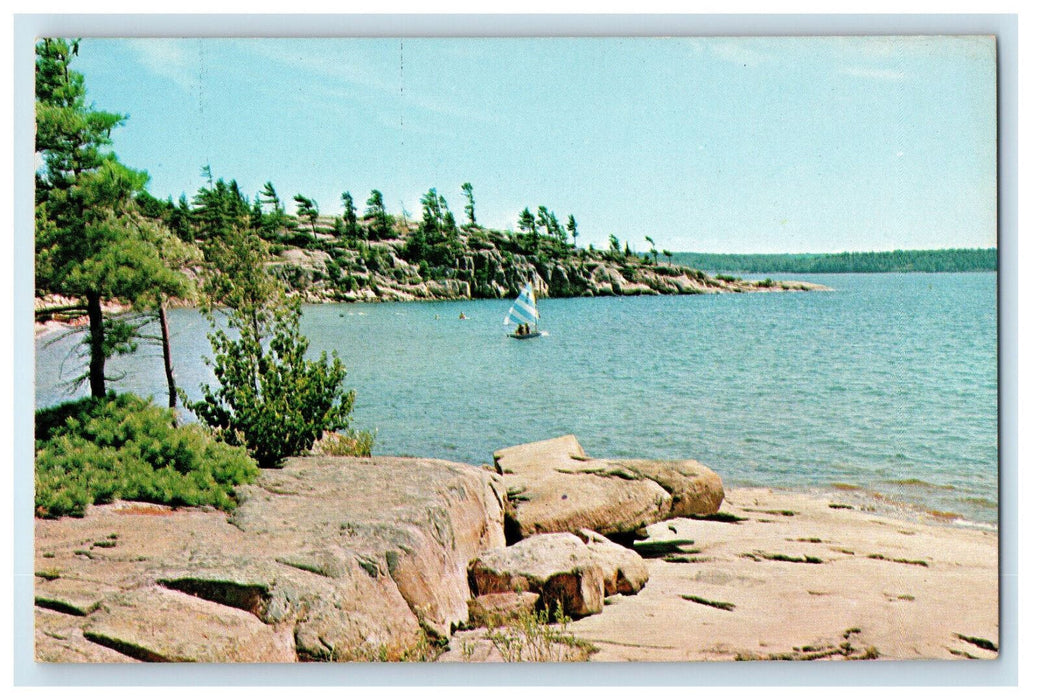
[34,456,506,662]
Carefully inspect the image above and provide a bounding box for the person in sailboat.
[504,281,542,338]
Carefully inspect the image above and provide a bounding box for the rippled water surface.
[36,272,998,524]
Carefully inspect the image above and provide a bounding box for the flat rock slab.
[83,586,297,662]
[35,608,140,663]
[493,435,724,538]
[563,488,1000,662]
[35,577,121,617]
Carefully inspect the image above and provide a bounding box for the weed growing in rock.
[486,605,594,662]
[312,428,377,457]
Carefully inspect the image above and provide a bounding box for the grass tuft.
[681,594,735,611]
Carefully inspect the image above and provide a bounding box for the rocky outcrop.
[34,439,728,662]
[266,225,826,304]
[34,456,506,662]
[493,435,724,539]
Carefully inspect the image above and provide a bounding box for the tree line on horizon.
[669,249,996,274]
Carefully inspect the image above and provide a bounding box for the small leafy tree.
[184,228,356,468]
[663,249,673,266]
[566,214,578,248]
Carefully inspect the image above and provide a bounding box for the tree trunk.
[86,291,106,399]
[158,301,177,409]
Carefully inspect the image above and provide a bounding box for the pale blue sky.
[68,36,997,254]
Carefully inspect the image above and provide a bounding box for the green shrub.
[185,294,355,469]
[35,394,258,518]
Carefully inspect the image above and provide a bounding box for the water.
[35,272,999,526]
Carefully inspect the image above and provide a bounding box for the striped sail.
[503,282,539,327]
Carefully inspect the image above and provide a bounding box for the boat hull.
[508,331,542,339]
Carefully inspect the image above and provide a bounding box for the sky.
[63,35,997,254]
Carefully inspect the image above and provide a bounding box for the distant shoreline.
[671,248,996,275]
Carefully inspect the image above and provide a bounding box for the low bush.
[35,393,259,519]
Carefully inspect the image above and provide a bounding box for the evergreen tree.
[567,214,578,248]
[365,189,391,239]
[420,188,443,234]
[341,191,359,240]
[461,182,476,226]
[645,236,658,265]
[294,194,319,241]
[35,38,192,398]
[548,212,564,242]
[191,175,252,241]
[518,207,536,235]
[536,206,551,237]
[258,181,287,236]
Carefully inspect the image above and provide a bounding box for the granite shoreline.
[33,450,998,664]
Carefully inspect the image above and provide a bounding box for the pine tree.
[341,191,359,240]
[35,38,192,398]
[645,236,658,265]
[294,194,319,241]
[365,189,391,240]
[518,208,536,235]
[461,182,476,226]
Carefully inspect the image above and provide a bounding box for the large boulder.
[574,529,650,596]
[467,530,649,619]
[468,533,607,618]
[493,435,723,539]
[614,459,725,518]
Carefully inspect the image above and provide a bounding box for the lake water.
[35,272,999,527]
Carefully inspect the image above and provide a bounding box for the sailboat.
[504,281,543,339]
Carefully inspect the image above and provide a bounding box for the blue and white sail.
[503,282,539,328]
